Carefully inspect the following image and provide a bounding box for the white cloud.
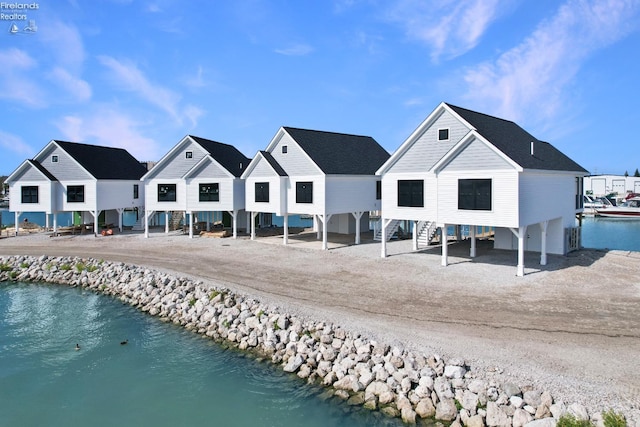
[0,130,36,157]
[386,0,504,61]
[48,67,92,102]
[462,0,640,124]
[274,43,314,56]
[55,109,161,161]
[185,65,206,89]
[97,55,200,126]
[0,48,45,107]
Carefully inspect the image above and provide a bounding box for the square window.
[458,179,491,210]
[438,128,449,141]
[186,151,193,159]
[21,186,38,204]
[255,182,269,202]
[398,180,424,207]
[199,183,220,202]
[51,155,58,163]
[296,182,313,204]
[158,184,177,202]
[282,145,288,154]
[67,185,85,203]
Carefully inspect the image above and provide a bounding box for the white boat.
[583,195,612,215]
[595,196,640,218]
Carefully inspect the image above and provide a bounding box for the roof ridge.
[283,126,372,139]
[445,103,525,129]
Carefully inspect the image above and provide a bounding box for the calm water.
[581,216,640,252]
[0,282,403,427]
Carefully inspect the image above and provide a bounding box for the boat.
[0,197,9,209]
[583,195,612,215]
[595,196,640,218]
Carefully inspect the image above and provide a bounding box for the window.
[158,184,176,202]
[133,184,139,199]
[51,155,58,163]
[296,182,313,204]
[458,179,492,210]
[185,151,193,159]
[255,182,269,202]
[438,128,449,141]
[199,183,219,202]
[21,186,38,204]
[398,180,424,207]
[575,177,583,209]
[376,181,382,200]
[67,185,85,203]
[282,145,288,154]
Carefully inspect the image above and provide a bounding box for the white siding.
[11,166,48,182]
[250,156,279,178]
[147,139,208,179]
[96,180,144,211]
[325,176,381,214]
[388,110,470,174]
[9,181,54,213]
[494,218,566,255]
[442,138,512,171]
[437,170,519,227]
[36,145,92,181]
[245,176,286,216]
[326,212,370,234]
[270,133,321,176]
[519,172,577,228]
[380,173,437,221]
[62,181,97,212]
[232,179,245,211]
[187,157,231,179]
[144,178,186,212]
[287,176,325,216]
[186,178,235,211]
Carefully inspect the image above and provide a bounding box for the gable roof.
[259,151,288,176]
[283,127,389,175]
[190,135,250,178]
[55,141,147,180]
[446,104,588,173]
[28,159,58,181]
[7,159,58,183]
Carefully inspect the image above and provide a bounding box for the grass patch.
[189,298,197,307]
[603,410,626,427]
[19,262,30,269]
[557,415,592,427]
[209,290,220,300]
[9,271,18,280]
[59,264,71,271]
[86,265,98,273]
[272,321,281,331]
[75,262,86,272]
[0,263,12,272]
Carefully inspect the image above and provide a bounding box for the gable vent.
[530,141,535,156]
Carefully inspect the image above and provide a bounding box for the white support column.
[323,214,332,250]
[228,210,238,239]
[117,208,125,232]
[540,220,549,266]
[380,218,393,258]
[251,212,257,240]
[91,210,101,235]
[412,220,418,251]
[206,211,211,232]
[283,214,289,245]
[14,211,20,236]
[470,225,477,258]
[165,212,169,234]
[510,226,527,277]
[441,224,448,267]
[188,212,194,238]
[53,212,58,233]
[144,210,150,238]
[45,213,50,231]
[352,211,364,245]
[315,215,321,240]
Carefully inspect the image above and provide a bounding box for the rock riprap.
[0,255,627,426]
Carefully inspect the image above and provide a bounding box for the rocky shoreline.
[0,254,627,426]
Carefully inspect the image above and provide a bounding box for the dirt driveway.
[1,229,639,418]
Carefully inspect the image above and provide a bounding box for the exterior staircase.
[373,219,402,241]
[416,220,438,248]
[131,216,145,231]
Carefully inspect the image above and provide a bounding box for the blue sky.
[2,0,640,177]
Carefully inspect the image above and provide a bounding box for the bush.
[557,415,592,427]
[0,263,12,272]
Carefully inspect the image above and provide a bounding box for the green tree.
[624,171,629,177]
[635,168,640,177]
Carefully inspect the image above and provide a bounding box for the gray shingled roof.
[55,141,147,180]
[260,151,288,176]
[446,104,587,173]
[283,127,390,175]
[190,135,251,178]
[28,159,58,181]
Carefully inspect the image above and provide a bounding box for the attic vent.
[282,145,288,154]
[239,162,243,169]
[530,141,535,156]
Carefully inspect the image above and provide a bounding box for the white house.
[584,174,640,198]
[141,135,250,238]
[6,140,146,235]
[242,127,390,249]
[376,102,588,276]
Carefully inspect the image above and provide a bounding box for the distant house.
[6,140,146,235]
[242,127,389,249]
[141,135,250,238]
[376,102,588,276]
